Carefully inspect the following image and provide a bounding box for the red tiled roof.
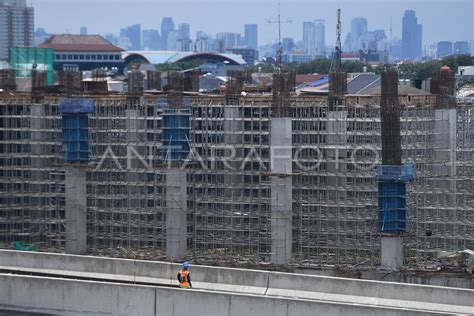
[38,35,124,52]
[295,74,321,84]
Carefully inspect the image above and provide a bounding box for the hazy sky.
[33,0,473,46]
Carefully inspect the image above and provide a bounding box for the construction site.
[0,56,473,274]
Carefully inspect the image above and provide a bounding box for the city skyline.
[33,0,473,47]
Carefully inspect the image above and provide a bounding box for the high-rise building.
[215,32,241,50]
[195,37,209,52]
[117,36,131,50]
[303,20,325,56]
[178,23,190,40]
[453,41,470,55]
[343,33,354,52]
[391,38,403,59]
[282,37,295,52]
[244,24,258,50]
[0,0,34,60]
[402,10,422,60]
[177,38,192,52]
[142,29,160,50]
[350,18,368,51]
[119,24,141,50]
[351,18,368,40]
[35,27,51,46]
[161,17,175,50]
[105,33,117,46]
[314,20,325,56]
[437,41,453,58]
[196,31,207,40]
[80,27,88,35]
[167,30,179,51]
[127,24,141,51]
[195,32,210,52]
[303,22,315,55]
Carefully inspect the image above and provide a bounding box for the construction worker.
[177,261,192,289]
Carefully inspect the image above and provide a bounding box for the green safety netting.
[10,47,54,85]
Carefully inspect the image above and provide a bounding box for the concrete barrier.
[0,274,156,316]
[266,271,474,308]
[0,274,451,316]
[1,249,473,313]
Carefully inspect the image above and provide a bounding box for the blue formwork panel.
[59,98,95,114]
[377,164,414,182]
[61,114,91,162]
[156,98,169,108]
[162,109,190,160]
[378,181,407,232]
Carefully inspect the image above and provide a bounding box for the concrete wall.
[0,250,473,311]
[0,274,451,316]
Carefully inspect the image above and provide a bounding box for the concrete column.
[65,167,87,254]
[434,109,457,199]
[166,168,187,260]
[326,110,348,201]
[381,236,403,271]
[270,117,292,265]
[223,105,242,180]
[30,104,44,170]
[125,109,140,215]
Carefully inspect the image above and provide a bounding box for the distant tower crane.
[335,8,342,70]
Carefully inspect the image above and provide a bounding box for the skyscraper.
[127,24,141,51]
[244,24,258,50]
[178,23,190,40]
[0,0,34,60]
[167,30,179,51]
[303,22,315,55]
[303,20,325,56]
[161,17,175,50]
[350,18,368,51]
[215,32,241,50]
[282,37,295,52]
[453,41,470,55]
[142,30,160,50]
[80,27,88,35]
[177,39,192,52]
[314,20,325,56]
[402,10,422,60]
[437,41,453,58]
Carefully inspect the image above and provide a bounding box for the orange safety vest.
[179,270,190,288]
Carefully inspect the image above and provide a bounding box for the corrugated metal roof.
[39,35,124,52]
[347,73,380,94]
[365,84,431,96]
[123,51,247,65]
[347,73,431,95]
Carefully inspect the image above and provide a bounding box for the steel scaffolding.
[0,92,472,268]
